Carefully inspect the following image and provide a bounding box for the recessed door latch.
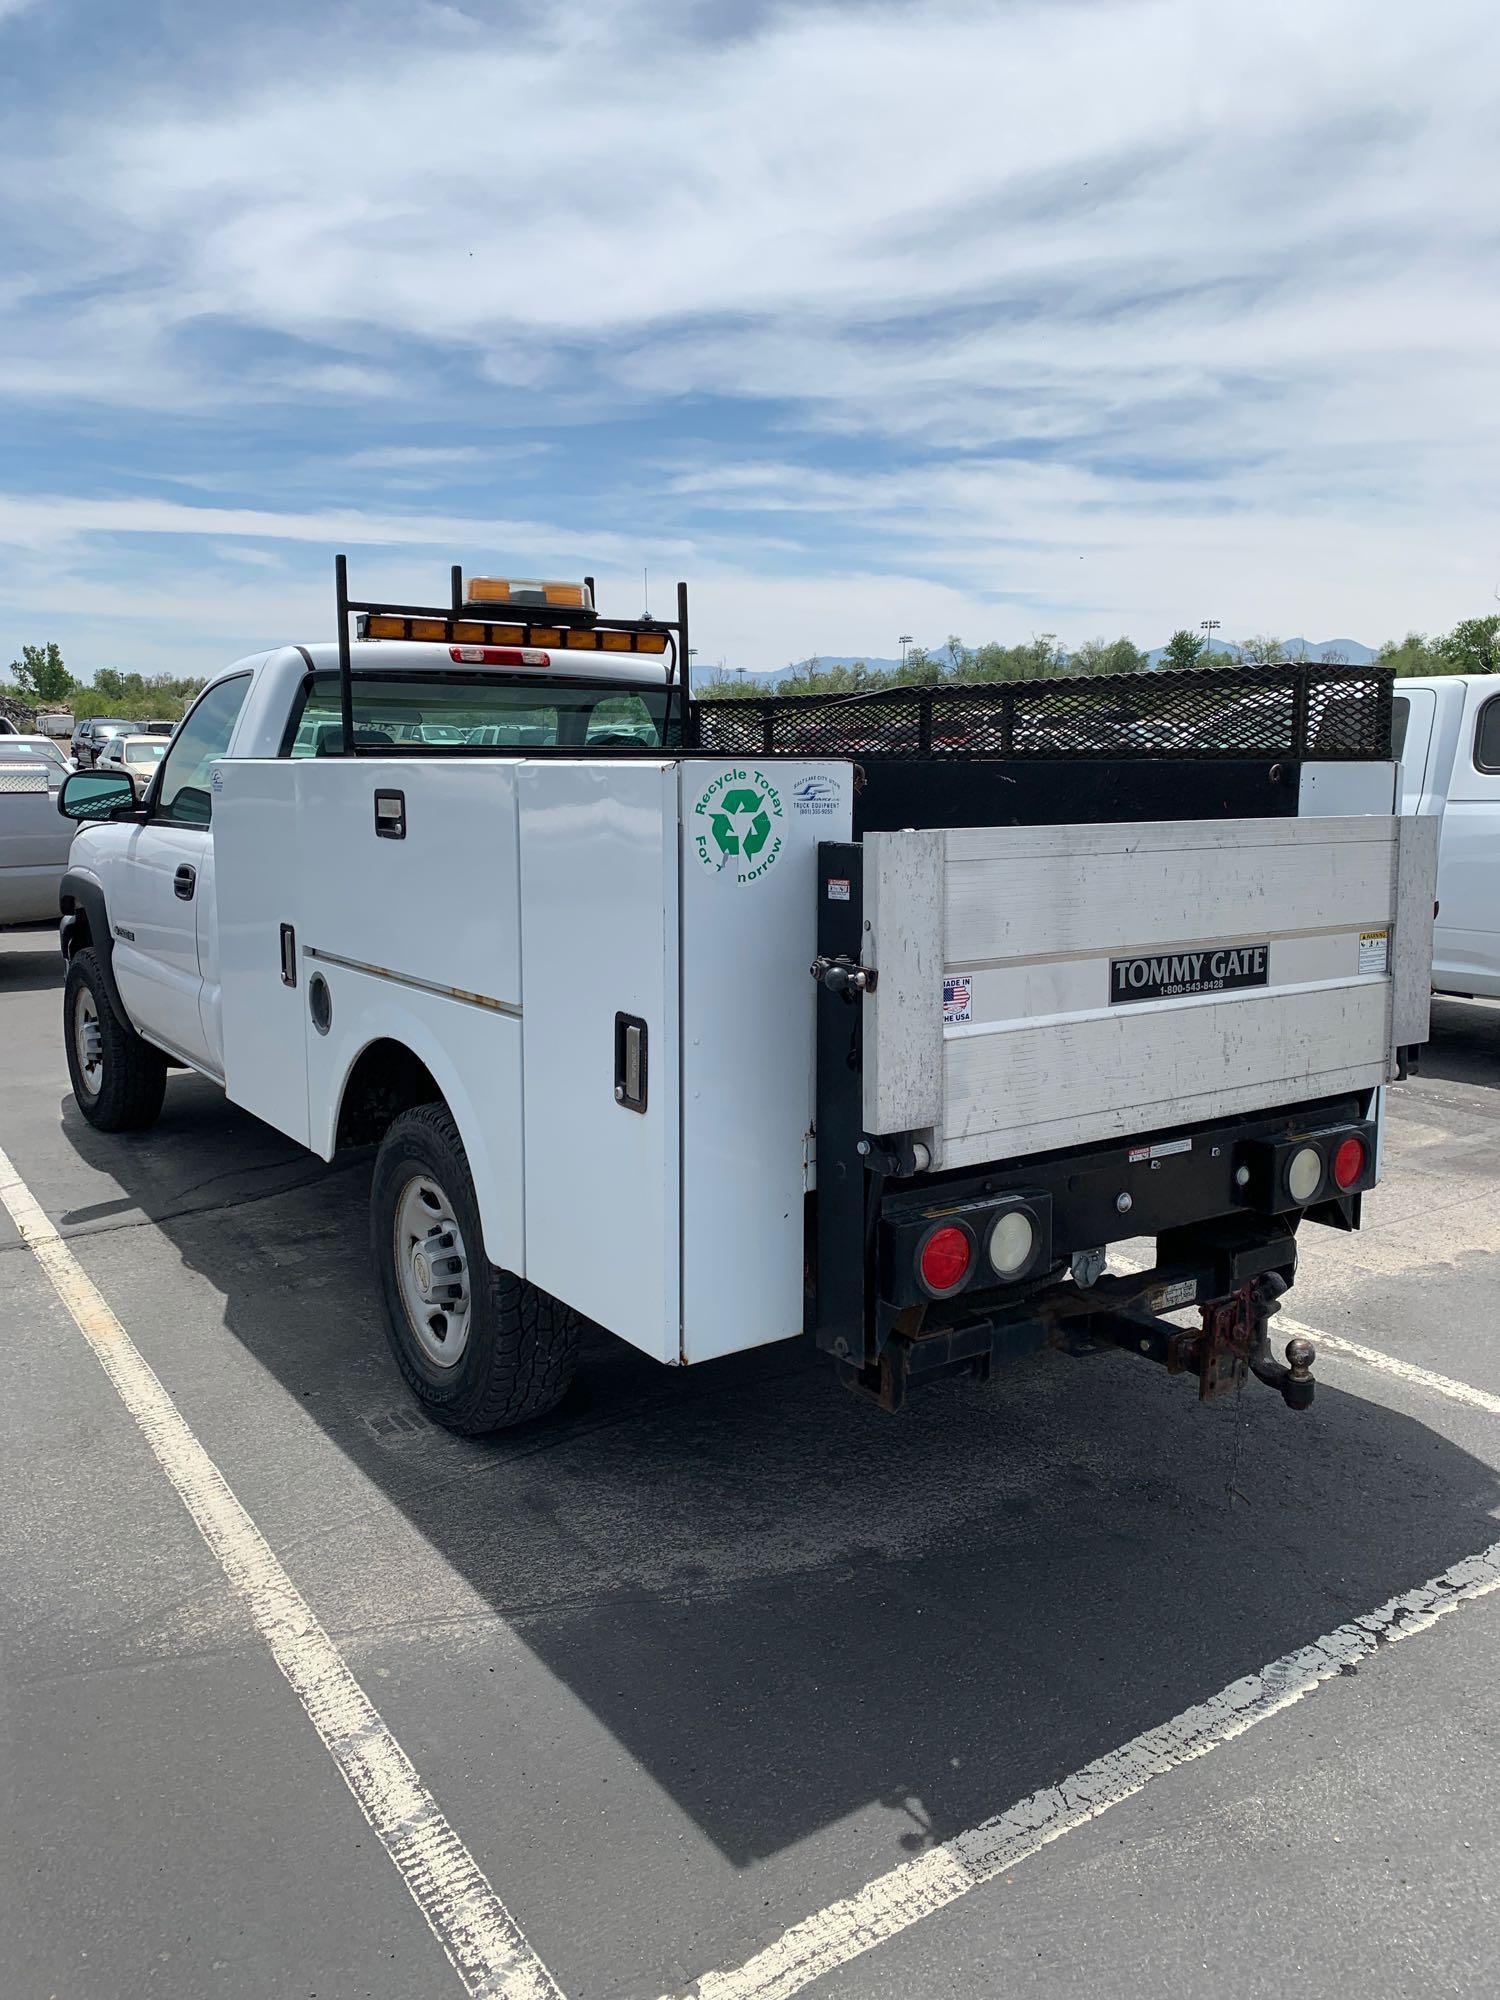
[614,1013,648,1112]
[374,788,406,839]
[811,953,877,999]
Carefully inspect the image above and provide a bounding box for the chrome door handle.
[174,864,197,901]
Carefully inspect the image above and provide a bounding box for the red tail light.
[1332,1135,1367,1190]
[918,1224,973,1295]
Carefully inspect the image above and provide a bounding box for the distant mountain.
[702,638,1379,687]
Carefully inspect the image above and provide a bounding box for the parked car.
[1394,676,1500,999]
[144,718,178,736]
[96,732,169,797]
[70,718,133,769]
[1,752,74,925]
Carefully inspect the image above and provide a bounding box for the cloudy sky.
[1,0,1496,681]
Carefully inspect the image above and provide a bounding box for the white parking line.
[1109,1246,1500,1420]
[0,1145,565,2000]
[669,1538,1500,2000]
[1295,1323,1500,1418]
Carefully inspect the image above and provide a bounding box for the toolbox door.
[517,761,680,1361]
[213,759,311,1146]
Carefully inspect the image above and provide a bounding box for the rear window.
[284,673,674,756]
[1476,695,1500,774]
[1391,696,1410,758]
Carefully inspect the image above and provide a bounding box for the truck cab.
[60,628,675,1080]
[1393,675,1500,998]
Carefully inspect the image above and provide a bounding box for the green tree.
[1238,634,1285,666]
[9,641,73,704]
[1159,628,1208,671]
[1435,614,1500,676]
[1069,636,1148,676]
[1376,632,1438,675]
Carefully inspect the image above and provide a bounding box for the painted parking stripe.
[1293,1322,1500,1418]
[668,1539,1500,2000]
[0,1145,564,2000]
[1109,1248,1500,1420]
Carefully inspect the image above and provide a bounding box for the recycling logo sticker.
[691,767,785,885]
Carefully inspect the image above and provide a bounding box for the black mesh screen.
[692,663,1393,762]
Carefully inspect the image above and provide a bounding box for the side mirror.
[58,769,138,822]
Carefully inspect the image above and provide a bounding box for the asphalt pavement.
[3,921,1499,2000]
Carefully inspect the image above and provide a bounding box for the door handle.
[174,864,197,901]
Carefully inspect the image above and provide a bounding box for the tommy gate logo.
[692,767,785,884]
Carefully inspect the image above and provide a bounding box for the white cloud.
[2,0,1497,655]
[346,446,484,470]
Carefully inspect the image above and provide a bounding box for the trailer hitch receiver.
[1057,1264,1316,1411]
[1201,1273,1316,1409]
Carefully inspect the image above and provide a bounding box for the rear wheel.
[64,947,168,1131]
[371,1103,579,1433]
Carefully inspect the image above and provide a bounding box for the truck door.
[109,674,250,1072]
[1435,687,1500,998]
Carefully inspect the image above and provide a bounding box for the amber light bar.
[361,613,667,653]
[467,577,593,611]
[335,555,689,760]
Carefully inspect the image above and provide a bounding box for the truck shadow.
[0,935,68,993]
[1421,995,1500,1088]
[58,1065,1500,1873]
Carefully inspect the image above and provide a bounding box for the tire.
[64,946,168,1132]
[371,1103,579,1433]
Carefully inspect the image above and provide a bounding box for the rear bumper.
[810,1089,1377,1375]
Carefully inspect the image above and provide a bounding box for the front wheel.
[371,1104,579,1433]
[64,947,167,1131]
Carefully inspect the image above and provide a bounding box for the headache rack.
[333,553,689,754]
[692,661,1394,763]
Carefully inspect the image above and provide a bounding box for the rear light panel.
[1235,1122,1377,1212]
[888,1193,1053,1306]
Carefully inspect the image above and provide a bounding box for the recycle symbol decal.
[709,787,772,866]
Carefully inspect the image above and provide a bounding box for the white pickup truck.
[55,563,1437,1435]
[1393,675,1500,998]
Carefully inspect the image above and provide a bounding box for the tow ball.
[1198,1274,1316,1410]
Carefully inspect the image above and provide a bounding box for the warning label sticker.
[943,976,972,1024]
[1127,1136,1192,1164]
[1359,929,1390,974]
[1148,1278,1199,1313]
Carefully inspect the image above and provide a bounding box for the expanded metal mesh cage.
[692,663,1393,762]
